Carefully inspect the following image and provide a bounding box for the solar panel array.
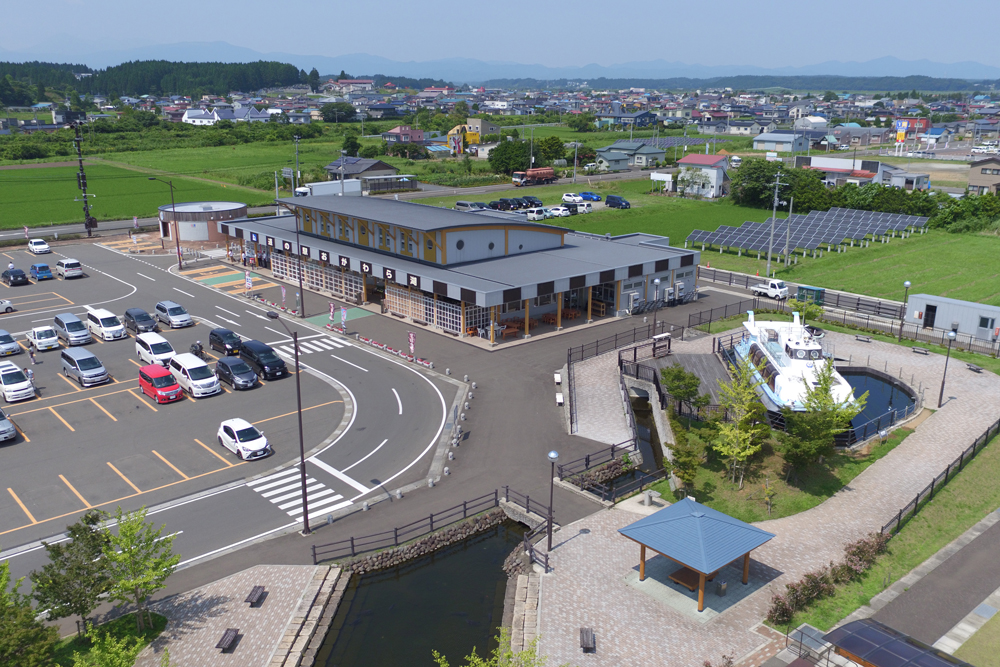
[630,137,730,149]
[686,208,929,255]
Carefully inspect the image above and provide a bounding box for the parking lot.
[0,249,346,540]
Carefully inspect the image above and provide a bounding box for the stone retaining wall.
[268,566,344,667]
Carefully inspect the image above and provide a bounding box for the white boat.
[733,311,854,411]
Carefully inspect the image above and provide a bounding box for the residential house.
[598,141,665,167]
[753,132,809,152]
[365,103,399,119]
[286,112,312,124]
[794,115,829,130]
[382,126,425,143]
[465,118,500,137]
[881,165,930,191]
[919,127,950,145]
[675,154,731,198]
[51,109,86,125]
[595,151,630,172]
[831,126,895,146]
[325,157,399,181]
[968,157,1000,194]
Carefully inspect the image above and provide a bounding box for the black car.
[215,356,258,390]
[512,198,531,209]
[499,198,519,210]
[488,201,503,210]
[123,307,158,334]
[605,195,631,209]
[238,340,287,380]
[209,328,242,355]
[1,269,28,286]
[522,196,543,206]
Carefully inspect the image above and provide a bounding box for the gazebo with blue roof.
[618,496,776,612]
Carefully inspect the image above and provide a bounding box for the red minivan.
[138,364,183,403]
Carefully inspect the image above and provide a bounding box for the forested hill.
[485,74,994,92]
[0,60,304,98]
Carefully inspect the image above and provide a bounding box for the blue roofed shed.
[618,496,775,611]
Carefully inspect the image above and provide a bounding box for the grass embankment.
[0,163,273,227]
[955,612,1000,666]
[782,429,1000,630]
[53,613,167,666]
[698,311,1000,375]
[649,422,911,524]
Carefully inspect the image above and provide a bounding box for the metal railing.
[556,441,638,480]
[522,523,550,572]
[585,468,669,503]
[502,486,550,521]
[824,310,1000,357]
[881,417,1000,535]
[566,321,679,365]
[688,297,761,329]
[311,490,502,563]
[567,352,579,434]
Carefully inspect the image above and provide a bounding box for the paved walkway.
[536,331,1000,667]
[134,564,319,667]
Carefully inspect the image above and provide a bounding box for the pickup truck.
[751,279,789,300]
[26,326,61,351]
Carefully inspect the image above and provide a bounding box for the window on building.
[980,316,995,329]
[426,239,433,250]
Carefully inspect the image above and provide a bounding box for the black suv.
[512,198,531,209]
[488,201,505,210]
[1,269,28,286]
[522,196,543,206]
[123,307,158,334]
[239,340,287,380]
[209,328,242,355]
[499,198,520,210]
[606,195,631,209]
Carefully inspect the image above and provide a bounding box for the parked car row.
[0,258,83,288]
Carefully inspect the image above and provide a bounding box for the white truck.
[26,326,61,351]
[751,279,789,300]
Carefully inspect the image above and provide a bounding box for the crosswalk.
[246,467,352,522]
[275,336,350,357]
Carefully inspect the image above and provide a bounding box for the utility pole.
[572,142,578,183]
[766,171,787,278]
[293,135,301,191]
[71,123,97,238]
[784,197,794,266]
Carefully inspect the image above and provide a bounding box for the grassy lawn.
[781,429,1000,631]
[53,612,167,666]
[955,612,1000,667]
[650,424,911,524]
[0,163,273,227]
[698,229,1000,306]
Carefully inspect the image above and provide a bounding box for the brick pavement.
[536,332,1000,667]
[134,564,319,667]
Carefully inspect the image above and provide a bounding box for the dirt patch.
[0,161,93,170]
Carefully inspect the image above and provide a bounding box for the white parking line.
[391,388,402,415]
[341,439,389,473]
[330,354,368,373]
[136,273,156,282]
[173,288,195,298]
[215,306,240,317]
[307,457,370,494]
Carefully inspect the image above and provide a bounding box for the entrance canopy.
[619,497,775,611]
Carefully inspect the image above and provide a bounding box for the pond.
[843,370,917,427]
[315,521,526,667]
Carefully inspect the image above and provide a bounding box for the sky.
[3,0,999,69]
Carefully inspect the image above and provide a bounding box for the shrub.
[766,593,794,625]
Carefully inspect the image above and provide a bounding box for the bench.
[967,363,983,373]
[912,347,930,355]
[501,327,519,340]
[245,585,265,606]
[580,627,596,653]
[855,335,873,343]
[216,628,239,653]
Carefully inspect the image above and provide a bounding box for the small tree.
[660,364,711,416]
[71,623,145,667]
[31,510,111,634]
[0,559,58,667]
[786,298,823,324]
[341,135,361,157]
[715,356,769,488]
[102,506,180,632]
[433,626,544,666]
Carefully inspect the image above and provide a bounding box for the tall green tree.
[307,68,321,93]
[31,510,111,634]
[320,102,355,123]
[102,506,180,632]
[487,140,530,175]
[0,559,58,667]
[660,364,711,415]
[566,112,596,132]
[715,356,769,488]
[341,135,361,157]
[537,135,566,162]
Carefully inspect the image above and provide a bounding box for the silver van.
[455,201,485,212]
[53,313,92,346]
[168,353,221,398]
[55,258,84,279]
[154,301,193,328]
[61,348,109,386]
[87,308,126,341]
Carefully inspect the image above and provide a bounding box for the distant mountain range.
[2,40,999,84]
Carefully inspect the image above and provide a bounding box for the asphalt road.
[0,243,456,586]
[385,167,653,201]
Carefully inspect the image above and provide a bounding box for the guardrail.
[585,468,668,503]
[688,297,761,329]
[522,523,550,573]
[556,441,638,480]
[881,417,1000,535]
[566,322,677,365]
[502,486,550,521]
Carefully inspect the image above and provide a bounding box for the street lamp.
[937,330,957,409]
[899,280,911,342]
[266,311,310,535]
[652,278,661,333]
[547,450,558,552]
[147,177,182,270]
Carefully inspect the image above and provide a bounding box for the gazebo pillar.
[743,553,750,584]
[639,544,646,581]
[698,572,706,612]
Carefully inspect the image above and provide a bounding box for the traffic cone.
[707,262,710,269]
[756,270,759,276]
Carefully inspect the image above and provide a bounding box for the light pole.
[547,450,558,552]
[266,311,310,535]
[293,135,301,191]
[766,172,787,279]
[899,280,911,342]
[339,149,347,197]
[148,177,182,270]
[938,330,957,409]
[652,278,661,333]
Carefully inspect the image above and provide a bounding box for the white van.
[525,207,546,221]
[87,308,127,341]
[168,353,221,398]
[135,332,175,366]
[577,202,593,214]
[729,156,743,168]
[0,361,34,402]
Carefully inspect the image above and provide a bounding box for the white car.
[217,419,272,460]
[27,239,50,254]
[562,193,583,203]
[26,326,60,352]
[0,361,34,403]
[0,300,12,314]
[549,206,571,217]
[135,332,175,366]
[0,407,16,442]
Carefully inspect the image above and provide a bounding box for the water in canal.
[315,521,527,667]
[842,370,917,428]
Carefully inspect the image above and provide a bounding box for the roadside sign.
[896,132,906,143]
[895,120,909,132]
[281,285,286,306]
[408,331,415,356]
[329,302,335,321]
[282,167,293,178]
[245,271,252,291]
[23,226,28,239]
[766,151,779,162]
[341,306,348,326]
[133,216,138,229]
